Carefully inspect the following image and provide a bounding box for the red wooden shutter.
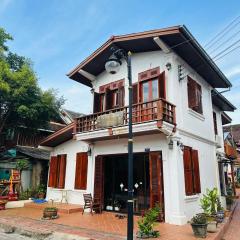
[187,77,198,109]
[93,92,101,113]
[75,152,88,190]
[58,154,67,189]
[105,88,113,110]
[118,86,125,107]
[159,71,166,99]
[149,152,164,209]
[213,112,218,135]
[192,149,201,193]
[183,147,194,195]
[196,84,202,113]
[48,156,58,187]
[94,156,104,209]
[132,83,139,104]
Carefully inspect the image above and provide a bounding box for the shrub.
[137,205,160,238]
[191,213,207,225]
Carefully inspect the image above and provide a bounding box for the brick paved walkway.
[222,199,240,240]
[0,207,229,240]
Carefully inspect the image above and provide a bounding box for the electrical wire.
[208,29,240,55]
[214,45,240,61]
[204,15,240,49]
[212,38,240,59]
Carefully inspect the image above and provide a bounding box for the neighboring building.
[223,124,240,192]
[41,26,236,225]
[0,109,81,191]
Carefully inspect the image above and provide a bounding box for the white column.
[165,135,187,225]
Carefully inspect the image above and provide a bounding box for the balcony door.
[140,72,165,122]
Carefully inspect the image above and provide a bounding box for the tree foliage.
[0,27,65,133]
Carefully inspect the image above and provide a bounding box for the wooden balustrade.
[74,98,176,134]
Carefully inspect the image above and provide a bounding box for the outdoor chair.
[82,193,102,215]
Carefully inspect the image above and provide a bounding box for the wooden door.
[149,152,164,211]
[94,155,104,209]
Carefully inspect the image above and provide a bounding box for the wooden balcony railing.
[74,98,176,134]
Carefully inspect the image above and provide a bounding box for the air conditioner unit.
[215,135,222,148]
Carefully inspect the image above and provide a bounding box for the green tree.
[0,27,65,134]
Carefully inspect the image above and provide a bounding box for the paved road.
[0,230,90,240]
[0,232,32,239]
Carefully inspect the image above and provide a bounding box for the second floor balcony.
[74,98,176,141]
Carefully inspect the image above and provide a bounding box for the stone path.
[222,199,240,240]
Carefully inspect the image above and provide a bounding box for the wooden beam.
[79,69,96,81]
[153,37,171,53]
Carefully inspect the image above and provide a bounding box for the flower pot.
[191,223,208,238]
[38,193,45,199]
[43,208,58,219]
[136,230,160,239]
[216,211,224,223]
[207,221,217,233]
[114,207,120,211]
[106,206,113,211]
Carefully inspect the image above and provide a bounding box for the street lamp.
[105,47,134,240]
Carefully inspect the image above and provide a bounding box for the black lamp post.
[105,47,134,240]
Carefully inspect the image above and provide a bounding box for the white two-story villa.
[40,25,236,225]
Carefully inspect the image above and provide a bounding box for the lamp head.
[105,54,122,74]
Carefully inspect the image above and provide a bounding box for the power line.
[206,19,240,50]
[208,29,240,55]
[212,38,240,59]
[204,15,240,49]
[214,45,240,61]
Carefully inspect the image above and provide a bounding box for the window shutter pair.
[48,154,67,189]
[183,147,201,195]
[75,152,88,190]
[187,77,202,114]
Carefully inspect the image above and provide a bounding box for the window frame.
[187,76,203,115]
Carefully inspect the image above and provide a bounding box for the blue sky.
[0,0,239,123]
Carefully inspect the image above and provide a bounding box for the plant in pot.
[200,188,218,233]
[216,197,224,223]
[137,205,160,238]
[42,200,58,220]
[190,213,208,238]
[37,184,46,199]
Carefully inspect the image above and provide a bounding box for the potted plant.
[42,200,58,220]
[216,198,224,223]
[190,213,208,238]
[137,206,160,238]
[37,184,46,199]
[206,215,217,233]
[200,188,218,233]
